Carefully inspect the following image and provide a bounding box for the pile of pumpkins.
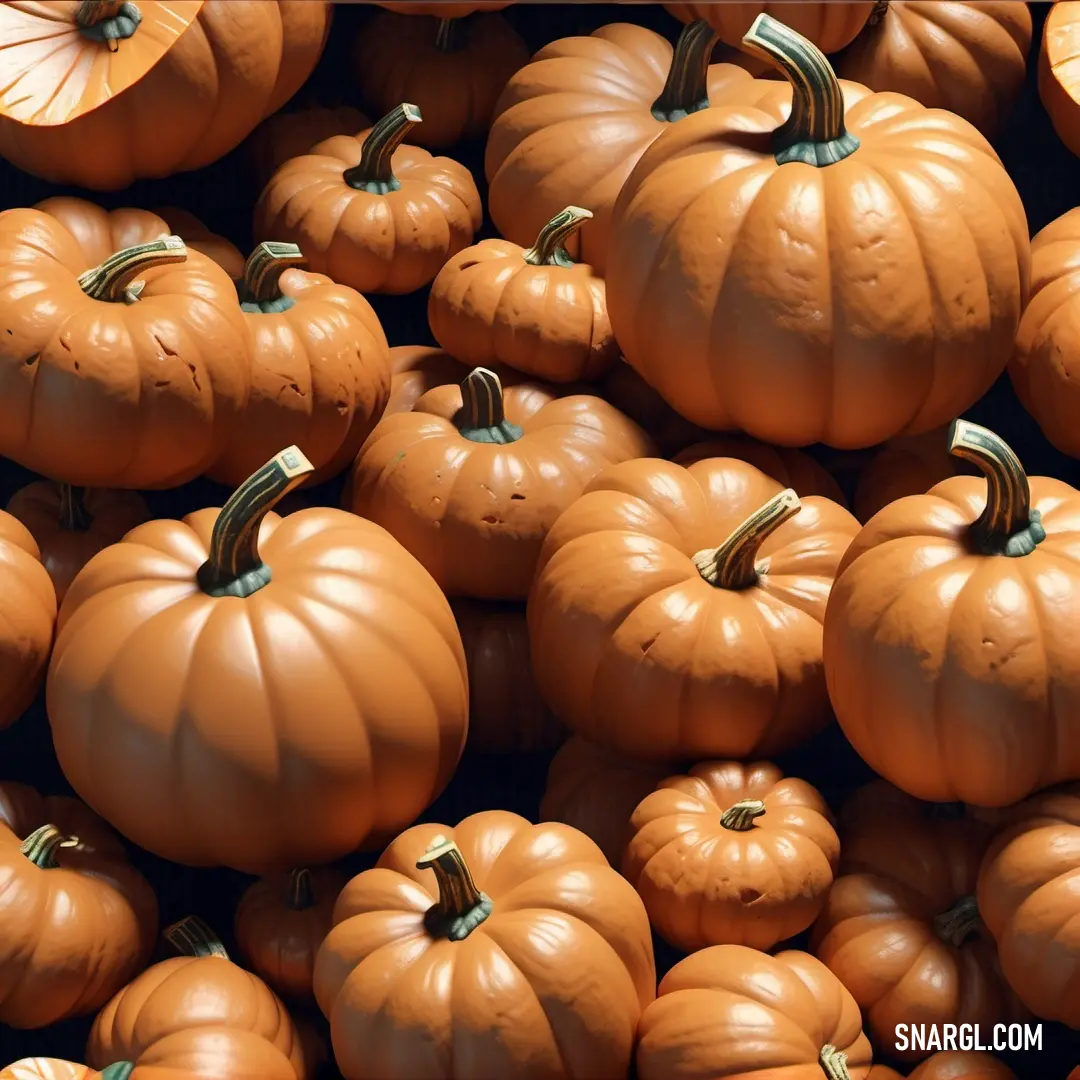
[0,0,1079,1078]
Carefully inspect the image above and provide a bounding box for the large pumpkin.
[47,447,469,874]
[824,421,1080,806]
[528,457,859,760]
[0,1,331,190]
[607,15,1030,448]
[1040,1,1080,158]
[245,105,371,186]
[314,811,656,1079]
[665,2,873,53]
[867,1055,1017,1080]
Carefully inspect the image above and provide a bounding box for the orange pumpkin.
[47,447,469,874]
[0,1064,110,1080]
[235,867,346,1001]
[153,206,246,280]
[429,206,618,383]
[824,421,1080,806]
[977,783,1080,1028]
[636,945,873,1080]
[352,11,528,149]
[909,1054,1017,1080]
[313,811,656,1079]
[346,365,653,599]
[607,16,1030,449]
[665,2,873,53]
[838,2,1032,138]
[485,20,759,274]
[528,457,859,760]
[0,1,331,190]
[245,105,371,186]
[624,760,839,953]
[1040,1,1080,157]
[599,360,711,455]
[254,104,482,295]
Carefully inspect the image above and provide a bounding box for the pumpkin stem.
[819,1045,852,1080]
[741,14,861,167]
[868,0,890,27]
[523,206,593,269]
[933,894,982,948]
[58,484,92,532]
[20,824,80,869]
[720,799,767,830]
[456,368,524,444]
[948,420,1046,557]
[76,0,141,51]
[434,16,461,53]
[238,241,306,314]
[287,867,316,911]
[693,488,801,589]
[342,103,423,195]
[196,446,315,599]
[99,1067,136,1080]
[417,836,493,941]
[163,915,230,959]
[78,235,187,304]
[651,19,719,122]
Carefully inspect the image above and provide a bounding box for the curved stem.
[523,206,592,269]
[720,799,766,830]
[693,488,800,589]
[434,17,460,52]
[287,868,316,911]
[196,446,314,599]
[99,1067,136,1080]
[456,368,524,445]
[417,836,493,941]
[741,14,860,167]
[342,103,422,195]
[239,242,306,313]
[20,824,80,869]
[78,235,187,303]
[868,0,890,27]
[651,19,719,122]
[819,1045,852,1080]
[933,894,981,948]
[76,1,142,52]
[58,484,91,532]
[163,915,230,959]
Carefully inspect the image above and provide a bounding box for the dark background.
[0,2,1076,1076]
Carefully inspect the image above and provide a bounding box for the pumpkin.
[153,206,246,280]
[636,945,873,1080]
[246,105,371,186]
[1,1055,290,1080]
[206,242,393,487]
[253,104,483,295]
[47,446,469,874]
[977,783,1080,1028]
[313,810,656,1079]
[908,1053,1018,1080]
[837,2,1032,138]
[0,0,332,190]
[485,20,760,274]
[1040,1,1080,158]
[451,598,564,754]
[824,420,1080,806]
[607,15,1030,449]
[599,360,710,455]
[528,457,859,760]
[352,12,528,149]
[6,482,148,603]
[624,760,839,953]
[88,916,308,1079]
[664,2,874,53]
[0,781,157,1029]
[235,867,346,1001]
[346,365,653,599]
[0,1064,113,1080]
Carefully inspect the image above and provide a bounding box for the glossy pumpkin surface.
[1040,1,1080,158]
[665,2,874,52]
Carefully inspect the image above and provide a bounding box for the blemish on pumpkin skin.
[510,493,525,500]
[739,888,762,904]
[640,633,660,655]
[482,514,500,525]
[151,333,178,358]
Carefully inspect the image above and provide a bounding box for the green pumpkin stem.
[434,16,461,52]
[456,368,524,444]
[819,1045,852,1080]
[98,1066,136,1080]
[78,235,187,303]
[523,206,592,269]
[76,0,141,51]
[164,915,230,959]
[343,103,423,195]
[651,19,720,122]
[693,488,801,589]
[239,241,306,313]
[287,867,316,910]
[720,799,767,830]
[58,484,91,532]
[196,446,314,599]
[741,14,860,167]
[948,420,1046,557]
[417,837,493,941]
[20,824,80,869]
[933,894,982,948]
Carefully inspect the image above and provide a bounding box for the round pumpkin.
[352,12,528,149]
[907,1053,1018,1080]
[429,205,618,383]
[485,20,759,274]
[47,446,469,873]
[0,1,331,190]
[314,810,656,1079]
[607,15,1030,449]
[253,103,482,295]
[977,783,1080,1028]
[153,206,246,280]
[528,457,859,760]
[824,420,1080,806]
[665,2,874,53]
[235,867,346,1001]
[1040,1,1080,158]
[0,781,157,1029]
[624,760,839,953]
[636,945,873,1080]
[346,364,653,599]
[837,2,1032,138]
[245,105,371,186]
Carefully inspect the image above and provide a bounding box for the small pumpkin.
[254,103,483,295]
[1040,1,1080,158]
[153,206,246,280]
[528,458,859,760]
[352,12,528,149]
[346,365,653,599]
[314,811,656,1079]
[824,420,1080,806]
[624,760,839,953]
[245,105,371,186]
[0,781,157,1029]
[636,945,873,1080]
[665,2,874,53]
[429,205,618,383]
[47,446,469,873]
[235,867,346,1001]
